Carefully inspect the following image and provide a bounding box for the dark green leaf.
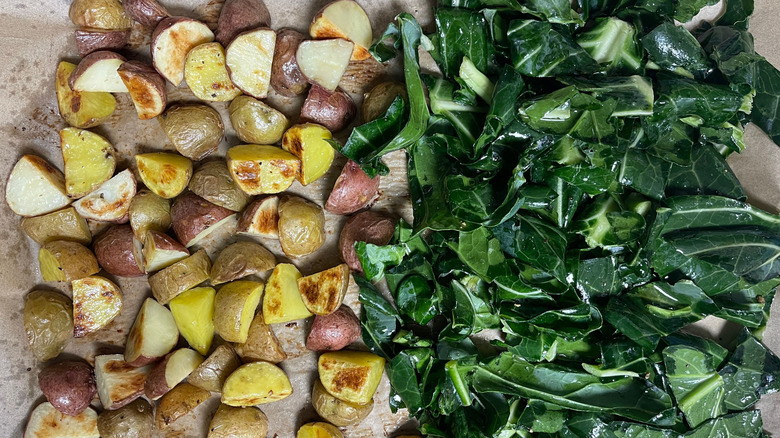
[508,19,598,77]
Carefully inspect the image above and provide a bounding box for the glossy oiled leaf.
[663,345,726,427]
[642,22,712,79]
[357,275,400,359]
[666,144,746,200]
[507,19,598,77]
[508,215,568,282]
[719,331,780,410]
[517,399,567,433]
[576,17,643,74]
[673,0,718,22]
[432,7,491,78]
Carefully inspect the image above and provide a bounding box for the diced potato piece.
[24,290,73,362]
[215,0,271,46]
[70,51,129,93]
[229,96,290,145]
[135,152,193,199]
[155,383,211,429]
[152,17,215,86]
[24,402,99,438]
[144,348,204,400]
[237,196,279,238]
[226,29,276,99]
[69,0,133,29]
[39,240,99,282]
[226,145,300,195]
[148,249,211,304]
[298,264,350,315]
[6,155,70,217]
[169,287,216,355]
[296,39,353,91]
[55,61,116,129]
[297,422,344,438]
[214,280,264,343]
[188,344,241,393]
[21,207,91,245]
[118,60,168,120]
[171,191,237,247]
[318,351,385,405]
[158,103,224,161]
[234,313,287,363]
[210,241,276,286]
[74,27,130,57]
[208,404,268,438]
[184,42,242,101]
[60,127,116,198]
[282,123,334,185]
[263,263,312,324]
[310,0,372,61]
[278,195,326,258]
[129,189,171,240]
[142,230,189,272]
[73,169,136,222]
[189,161,251,212]
[124,298,179,366]
[222,362,292,406]
[72,276,123,337]
[94,354,152,410]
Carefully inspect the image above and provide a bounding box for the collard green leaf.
[356,242,407,282]
[508,215,569,282]
[719,331,780,410]
[409,134,465,233]
[663,345,726,427]
[666,143,746,200]
[717,0,754,30]
[508,19,598,77]
[673,0,718,23]
[433,7,491,78]
[642,22,712,79]
[684,411,764,438]
[576,17,643,74]
[357,275,400,359]
[518,399,567,433]
[395,274,438,325]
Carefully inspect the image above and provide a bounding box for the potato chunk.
[69,51,129,93]
[152,17,214,86]
[21,207,92,246]
[69,0,133,29]
[185,42,242,101]
[208,405,268,438]
[222,362,292,406]
[55,61,116,129]
[318,350,385,405]
[94,354,152,410]
[39,240,100,282]
[234,313,287,363]
[60,128,116,198]
[226,29,276,99]
[237,196,280,238]
[73,169,136,222]
[263,263,312,324]
[124,298,179,366]
[24,290,73,362]
[155,383,211,429]
[148,249,212,304]
[189,161,251,212]
[118,60,168,120]
[169,287,216,355]
[282,123,335,185]
[142,230,189,272]
[278,195,326,258]
[229,96,289,145]
[296,39,354,91]
[135,152,193,199]
[297,264,350,315]
[210,241,276,286]
[214,280,264,343]
[6,155,70,217]
[25,402,99,438]
[297,422,344,438]
[188,344,241,393]
[310,0,372,61]
[226,145,300,195]
[72,276,123,337]
[159,103,224,161]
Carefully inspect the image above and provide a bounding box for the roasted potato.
[152,17,215,86]
[124,298,179,366]
[298,264,350,315]
[39,240,100,282]
[311,379,372,427]
[211,241,276,285]
[271,28,309,97]
[5,155,70,217]
[310,0,372,61]
[338,57,385,94]
[339,210,397,272]
[118,60,168,120]
[171,191,236,247]
[189,161,251,212]
[69,50,129,93]
[297,38,354,92]
[215,0,271,46]
[97,399,153,438]
[213,280,264,343]
[135,152,193,199]
[38,361,97,417]
[263,263,312,324]
[229,96,289,145]
[21,207,91,246]
[142,230,189,272]
[278,195,326,257]
[169,287,216,355]
[325,160,380,215]
[75,28,130,57]
[149,249,212,304]
[362,82,407,123]
[234,313,287,363]
[226,29,275,98]
[72,276,123,337]
[73,169,136,222]
[208,405,268,438]
[297,422,343,438]
[282,123,335,185]
[25,402,99,438]
[93,224,144,277]
[221,362,292,406]
[69,0,133,29]
[226,145,300,195]
[123,0,170,27]
[318,350,385,405]
[188,344,241,393]
[237,196,279,238]
[155,383,211,430]
[184,42,242,102]
[55,61,116,129]
[129,189,171,240]
[60,127,116,199]
[144,348,204,400]
[301,86,356,133]
[23,290,73,361]
[94,354,152,410]
[158,103,224,161]
[306,305,361,352]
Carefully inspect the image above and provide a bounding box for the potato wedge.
[208,405,268,438]
[306,305,361,352]
[214,280,264,343]
[237,196,279,238]
[69,0,133,29]
[361,81,407,123]
[38,361,97,417]
[124,298,179,366]
[338,57,385,94]
[21,207,91,246]
[325,160,380,215]
[24,290,73,362]
[189,161,251,212]
[312,379,372,427]
[97,399,153,438]
[339,210,396,272]
[169,287,215,355]
[123,0,170,27]
[148,249,212,304]
[159,103,224,161]
[72,276,123,337]
[118,60,168,120]
[310,0,372,61]
[188,344,241,393]
[94,354,152,410]
[271,28,309,97]
[211,241,276,286]
[184,42,242,102]
[135,152,193,199]
[298,264,350,315]
[278,195,326,258]
[142,230,189,272]
[6,155,70,217]
[144,348,204,400]
[226,29,275,99]
[93,223,145,276]
[75,28,130,57]
[301,85,356,133]
[129,189,171,240]
[171,191,236,247]
[39,240,99,282]
[155,383,211,430]
[215,0,271,46]
[226,145,300,195]
[318,350,385,405]
[56,61,116,129]
[297,39,354,91]
[222,362,292,406]
[234,313,287,363]
[263,263,312,324]
[70,51,128,93]
[282,123,335,185]
[152,17,215,86]
[73,169,136,222]
[25,402,99,438]
[60,127,116,198]
[229,96,289,145]
[297,422,344,438]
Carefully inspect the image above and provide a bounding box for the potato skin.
[159,104,224,161]
[339,210,397,273]
[300,85,356,133]
[278,195,326,258]
[361,81,407,123]
[123,0,170,27]
[216,0,271,46]
[39,240,100,282]
[188,344,241,393]
[210,241,276,285]
[117,60,168,120]
[325,160,380,215]
[129,189,171,240]
[97,398,153,438]
[311,379,373,427]
[208,405,268,438]
[155,383,211,430]
[189,161,251,212]
[234,313,287,363]
[69,0,133,29]
[38,361,97,417]
[21,207,92,246]
[271,28,309,97]
[94,224,145,277]
[306,305,361,352]
[24,290,73,362]
[171,191,235,247]
[229,96,290,145]
[75,28,130,57]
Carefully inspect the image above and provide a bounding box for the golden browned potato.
[236,196,279,238]
[55,61,116,129]
[135,153,192,199]
[229,96,289,145]
[234,313,286,363]
[152,17,214,86]
[129,189,171,240]
[39,240,100,282]
[208,405,268,438]
[325,160,380,215]
[311,379,373,427]
[300,85,356,133]
[184,42,242,102]
[362,81,407,123]
[213,281,264,343]
[226,29,276,99]
[221,362,292,406]
[309,0,372,61]
[215,0,271,46]
[117,60,168,120]
[93,224,144,277]
[158,104,224,161]
[188,344,242,393]
[226,145,300,195]
[282,123,335,186]
[277,195,326,258]
[298,264,350,315]
[338,210,397,272]
[263,263,312,324]
[38,360,97,417]
[60,127,116,199]
[69,0,133,29]
[21,207,91,246]
[74,28,130,57]
[318,350,385,405]
[188,161,251,212]
[171,191,236,247]
[210,241,276,286]
[270,28,309,97]
[24,402,99,438]
[149,249,212,305]
[297,422,343,438]
[155,383,211,430]
[94,354,152,409]
[69,50,129,93]
[23,290,73,361]
[123,0,170,27]
[72,276,123,338]
[72,169,136,222]
[97,399,153,438]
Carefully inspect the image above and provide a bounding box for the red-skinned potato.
[94,224,144,277]
[296,38,354,92]
[69,50,129,93]
[309,0,373,61]
[118,61,167,120]
[152,17,214,86]
[306,305,361,351]
[215,0,271,46]
[75,28,130,57]
[73,169,136,222]
[123,0,170,27]
[271,28,309,97]
[124,298,179,367]
[144,348,204,400]
[24,402,99,438]
[94,354,152,410]
[339,210,397,272]
[300,85,356,133]
[38,361,97,417]
[142,230,189,272]
[236,196,279,238]
[325,160,380,215]
[171,191,236,247]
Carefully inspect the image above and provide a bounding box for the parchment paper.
[0,0,777,437]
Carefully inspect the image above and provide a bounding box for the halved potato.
[361,81,407,123]
[144,348,204,400]
[270,28,309,97]
[310,0,372,61]
[93,224,144,277]
[278,195,326,258]
[158,104,224,161]
[6,155,70,217]
[226,29,276,99]
[234,312,287,363]
[214,280,264,343]
[188,344,241,393]
[55,61,116,129]
[300,85,356,133]
[236,196,279,238]
[297,422,344,438]
[311,379,373,427]
[222,362,292,406]
[318,350,385,405]
[60,127,116,199]
[21,207,91,246]
[210,241,276,286]
[184,42,242,101]
[263,263,312,324]
[117,60,168,120]
[123,0,170,27]
[169,287,215,355]
[135,152,192,199]
[155,383,211,429]
[282,123,335,185]
[24,290,73,362]
[148,249,211,304]
[171,191,236,247]
[296,39,354,91]
[37,360,96,416]
[74,28,131,58]
[129,189,171,240]
[70,51,129,93]
[142,230,189,272]
[226,145,300,195]
[215,0,271,46]
[25,402,99,438]
[189,161,251,212]
[152,17,215,86]
[208,405,268,438]
[94,354,152,410]
[96,399,153,438]
[73,169,136,222]
[229,96,290,145]
[338,57,385,94]
[298,264,350,315]
[124,297,179,366]
[39,240,100,282]
[72,276,123,337]
[69,0,133,29]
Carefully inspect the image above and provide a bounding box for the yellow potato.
[297,264,350,315]
[148,249,212,305]
[222,362,292,406]
[234,313,287,363]
[210,241,276,286]
[263,263,312,324]
[60,127,116,198]
[128,189,171,240]
[39,240,99,282]
[55,61,116,129]
[135,152,193,199]
[185,42,242,102]
[281,123,334,185]
[318,350,385,405]
[72,276,123,338]
[226,145,300,195]
[213,281,264,343]
[21,207,91,246]
[208,404,268,438]
[297,422,344,438]
[311,379,373,427]
[154,383,211,430]
[188,344,242,393]
[277,195,326,258]
[24,290,73,361]
[169,287,216,355]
